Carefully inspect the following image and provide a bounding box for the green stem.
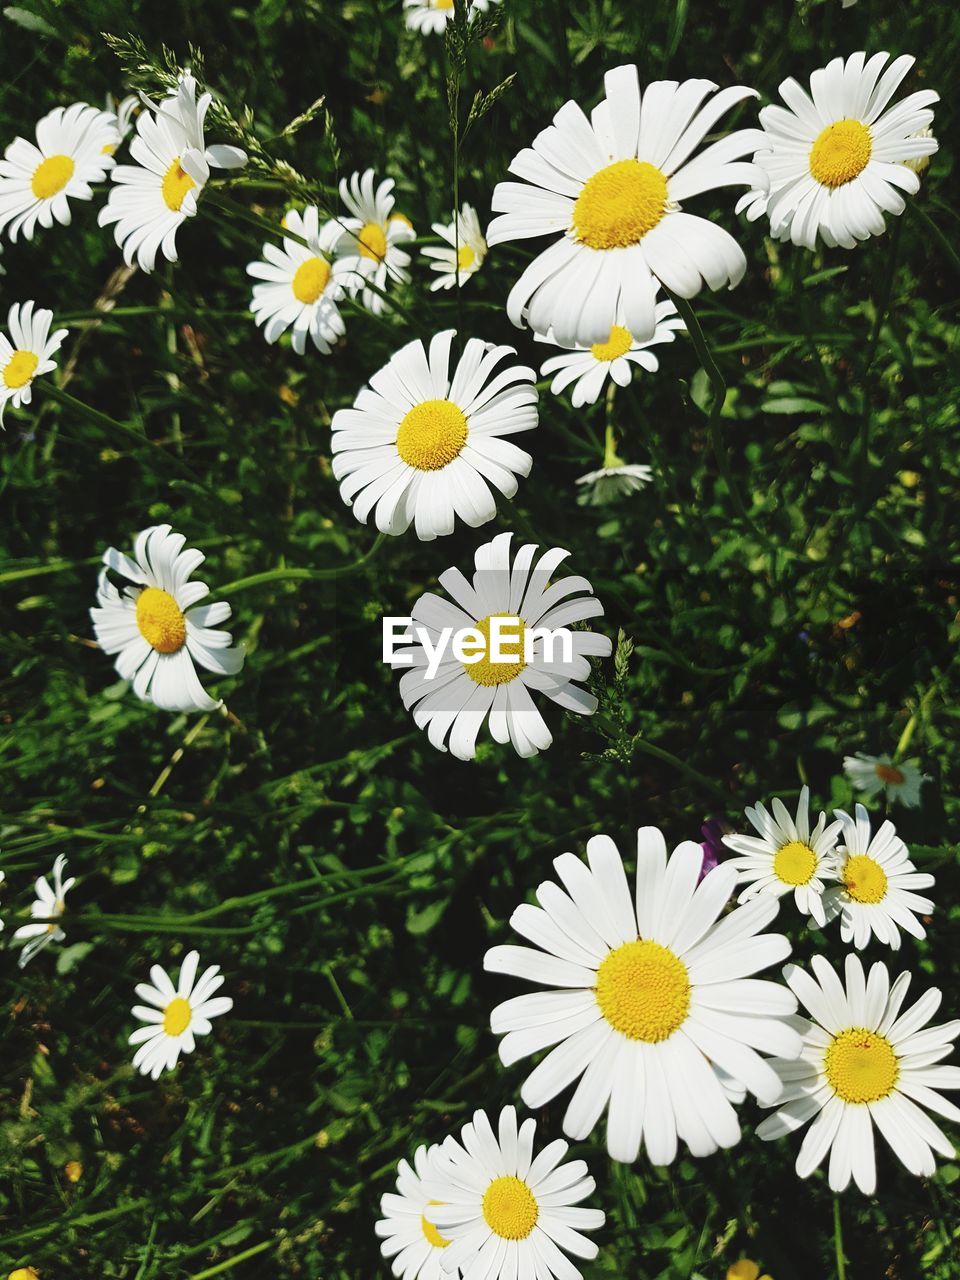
[833,1195,847,1280]
[218,533,386,595]
[188,1239,274,1279]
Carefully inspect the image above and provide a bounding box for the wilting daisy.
[757,954,960,1193]
[391,531,611,760]
[722,785,841,927]
[576,462,653,504]
[331,330,537,540]
[0,301,68,427]
[487,64,765,347]
[422,202,487,292]
[484,829,802,1164]
[11,854,75,968]
[103,92,139,152]
[822,805,934,950]
[403,0,499,34]
[538,299,685,407]
[843,753,928,809]
[332,169,415,314]
[744,52,938,250]
[423,1106,603,1280]
[247,206,347,355]
[90,523,244,712]
[99,72,247,272]
[129,949,233,1079]
[376,1144,457,1280]
[0,103,118,242]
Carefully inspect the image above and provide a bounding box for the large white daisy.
[484,829,802,1165]
[487,64,765,347]
[843,753,928,809]
[757,954,960,1194]
[247,206,347,355]
[376,1144,459,1280]
[129,949,233,1080]
[422,202,487,292]
[90,523,244,712]
[11,854,75,969]
[0,300,68,427]
[331,330,537,541]
[332,169,415,314]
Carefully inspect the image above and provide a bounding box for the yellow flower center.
[391,212,414,229]
[457,243,476,270]
[481,1176,538,1241]
[102,142,117,155]
[435,0,454,8]
[9,1270,41,1280]
[809,120,872,188]
[396,398,468,470]
[824,1027,899,1103]
[291,256,332,304]
[420,1202,450,1249]
[875,763,906,786]
[162,996,192,1037]
[357,220,388,261]
[773,840,818,886]
[572,159,668,249]
[842,854,888,904]
[31,153,75,199]
[595,939,690,1042]
[463,614,527,686]
[161,157,196,212]
[135,587,187,654]
[590,324,633,362]
[2,350,39,390]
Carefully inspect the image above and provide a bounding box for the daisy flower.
[728,1262,772,1280]
[484,828,802,1164]
[331,330,537,541]
[903,126,936,175]
[757,953,960,1193]
[332,169,415,314]
[487,64,766,347]
[422,202,487,291]
[99,72,247,273]
[103,92,139,152]
[576,463,653,504]
[0,103,118,242]
[11,854,75,968]
[403,0,499,34]
[722,785,841,927]
[376,1143,458,1280]
[745,52,938,250]
[821,804,934,950]
[247,206,347,355]
[391,531,611,760]
[843,752,928,809]
[423,1106,603,1280]
[90,523,244,712]
[0,300,68,427]
[129,949,233,1080]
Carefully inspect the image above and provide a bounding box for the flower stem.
[218,533,386,595]
[833,1195,847,1280]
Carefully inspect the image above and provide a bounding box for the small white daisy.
[103,93,139,152]
[90,523,244,712]
[484,828,803,1165]
[423,1106,604,1280]
[422,202,487,292]
[576,462,653,504]
[843,753,928,809]
[0,300,68,427]
[722,785,841,927]
[822,805,934,951]
[129,949,233,1080]
[0,103,117,242]
[392,531,611,760]
[247,206,347,355]
[757,953,960,1194]
[331,329,537,540]
[99,72,247,273]
[403,0,499,34]
[11,854,75,968]
[332,169,415,314]
[902,126,936,175]
[376,1143,459,1280]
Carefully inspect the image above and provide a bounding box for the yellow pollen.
[590,324,633,362]
[162,996,192,1037]
[357,220,388,261]
[463,614,527,687]
[809,119,872,188]
[291,256,332,304]
[2,350,39,390]
[421,1203,450,1249]
[824,1027,899,1103]
[595,939,690,1042]
[482,1176,538,1241]
[773,840,818,886]
[31,153,75,199]
[457,243,476,270]
[396,398,468,470]
[842,854,888,904]
[161,156,196,212]
[572,159,668,249]
[135,587,187,654]
[435,0,454,8]
[102,142,117,155]
[875,763,906,786]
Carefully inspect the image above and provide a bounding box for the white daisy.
[757,953,960,1194]
[745,52,938,250]
[0,300,68,427]
[576,462,653,504]
[11,854,75,968]
[487,64,765,347]
[90,523,244,712]
[392,531,612,760]
[903,126,936,175]
[484,828,803,1165]
[103,93,139,151]
[0,103,117,242]
[424,1105,604,1280]
[129,949,233,1080]
[98,72,247,273]
[843,753,928,809]
[247,206,347,355]
[422,202,487,292]
[822,804,934,951]
[538,298,685,408]
[722,785,841,927]
[331,330,537,541]
[403,0,499,35]
[332,169,415,314]
[376,1143,459,1280]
